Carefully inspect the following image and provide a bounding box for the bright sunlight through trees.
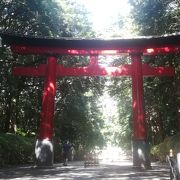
[79,0,131,32]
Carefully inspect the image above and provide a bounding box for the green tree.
[0,0,106,154]
[129,0,180,145]
[55,76,105,152]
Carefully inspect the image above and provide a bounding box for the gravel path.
[0,160,170,180]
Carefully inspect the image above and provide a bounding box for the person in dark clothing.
[167,149,180,180]
[62,141,72,166]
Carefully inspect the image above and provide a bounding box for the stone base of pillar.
[132,139,151,169]
[35,139,54,167]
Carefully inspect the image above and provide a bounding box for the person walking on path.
[62,140,72,166]
[167,149,180,180]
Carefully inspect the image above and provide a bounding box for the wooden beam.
[1,33,180,49]
[10,45,178,55]
[12,64,175,77]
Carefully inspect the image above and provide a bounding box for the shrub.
[151,132,180,162]
[0,133,35,167]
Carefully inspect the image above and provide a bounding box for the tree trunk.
[177,107,180,131]
[157,109,165,141]
[4,93,12,133]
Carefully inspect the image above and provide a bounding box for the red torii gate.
[1,33,178,168]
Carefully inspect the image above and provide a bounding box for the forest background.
[0,0,180,166]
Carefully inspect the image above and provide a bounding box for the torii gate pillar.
[35,57,57,167]
[131,54,150,169]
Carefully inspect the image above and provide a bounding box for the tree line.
[0,0,179,157]
[0,0,104,154]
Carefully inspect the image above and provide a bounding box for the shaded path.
[0,160,170,180]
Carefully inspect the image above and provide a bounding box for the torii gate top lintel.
[1,33,180,55]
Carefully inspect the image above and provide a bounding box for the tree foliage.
[1,0,180,164]
[0,0,104,156]
[129,0,180,145]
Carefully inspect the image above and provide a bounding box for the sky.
[78,0,132,35]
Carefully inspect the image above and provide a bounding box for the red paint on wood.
[11,45,179,55]
[12,64,174,77]
[38,57,57,140]
[131,54,146,140]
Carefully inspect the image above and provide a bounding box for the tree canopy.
[0,0,104,153]
[0,0,179,163]
[128,0,180,144]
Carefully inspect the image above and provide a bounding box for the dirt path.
[0,160,170,180]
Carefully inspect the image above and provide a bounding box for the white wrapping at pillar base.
[35,139,54,167]
[177,153,180,175]
[132,139,151,169]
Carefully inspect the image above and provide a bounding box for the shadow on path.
[0,160,170,180]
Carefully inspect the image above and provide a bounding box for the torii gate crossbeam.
[0,33,178,168]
